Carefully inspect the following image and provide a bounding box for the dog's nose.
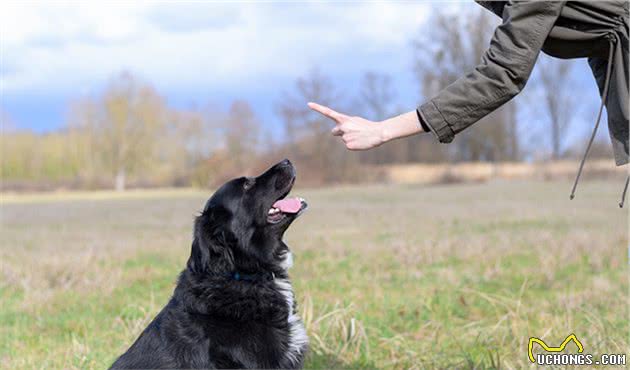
[278,159,291,167]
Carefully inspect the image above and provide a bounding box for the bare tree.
[356,72,401,164]
[536,56,574,159]
[67,97,100,183]
[70,72,167,190]
[224,100,260,171]
[359,72,396,121]
[276,68,361,183]
[411,6,519,162]
[160,105,217,186]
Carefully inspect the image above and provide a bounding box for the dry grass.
[380,159,626,185]
[1,180,627,369]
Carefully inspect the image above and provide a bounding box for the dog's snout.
[278,159,292,168]
[275,159,295,177]
[270,159,295,190]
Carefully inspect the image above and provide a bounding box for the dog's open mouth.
[267,197,307,224]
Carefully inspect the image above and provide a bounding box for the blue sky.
[2,2,434,131]
[0,1,607,153]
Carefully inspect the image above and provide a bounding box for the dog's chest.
[274,276,308,366]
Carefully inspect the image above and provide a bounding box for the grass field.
[1,180,628,369]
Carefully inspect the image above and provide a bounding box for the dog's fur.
[111,160,308,369]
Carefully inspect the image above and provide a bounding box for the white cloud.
[1,1,148,47]
[1,2,443,95]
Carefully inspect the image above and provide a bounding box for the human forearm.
[307,103,427,151]
[419,1,563,143]
[380,110,427,144]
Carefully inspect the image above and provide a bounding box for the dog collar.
[227,271,275,282]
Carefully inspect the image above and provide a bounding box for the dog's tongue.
[273,197,302,213]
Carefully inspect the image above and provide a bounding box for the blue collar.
[227,271,276,282]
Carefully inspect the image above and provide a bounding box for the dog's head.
[188,159,307,274]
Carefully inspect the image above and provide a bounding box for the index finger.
[307,102,348,122]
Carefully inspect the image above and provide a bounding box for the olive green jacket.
[418,1,629,165]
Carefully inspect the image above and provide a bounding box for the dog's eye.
[243,178,255,190]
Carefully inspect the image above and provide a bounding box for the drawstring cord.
[619,175,629,208]
[569,37,615,202]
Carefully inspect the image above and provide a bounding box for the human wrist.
[379,120,392,144]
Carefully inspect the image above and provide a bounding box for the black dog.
[111,159,309,369]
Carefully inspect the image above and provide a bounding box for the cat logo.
[528,334,584,363]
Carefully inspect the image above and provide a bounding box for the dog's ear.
[187,207,236,274]
[188,237,210,274]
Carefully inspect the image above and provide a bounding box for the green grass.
[1,180,627,369]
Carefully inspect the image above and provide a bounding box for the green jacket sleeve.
[418,1,565,143]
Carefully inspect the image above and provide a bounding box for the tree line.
[1,8,609,190]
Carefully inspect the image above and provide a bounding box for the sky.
[0,1,607,151]
[1,2,438,131]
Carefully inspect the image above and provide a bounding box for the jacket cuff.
[418,101,455,143]
[415,109,431,132]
